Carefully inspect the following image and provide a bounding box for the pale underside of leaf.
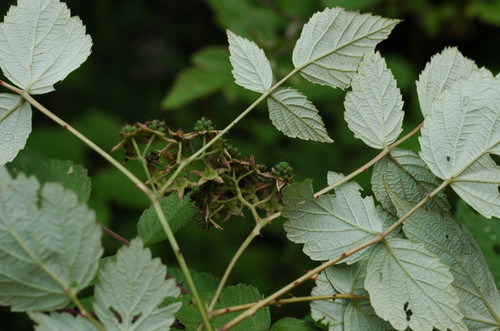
[29,312,96,331]
[403,208,500,330]
[93,238,181,331]
[371,148,450,216]
[365,238,466,331]
[0,93,32,165]
[283,175,382,263]
[419,70,500,218]
[344,51,404,149]
[292,7,400,90]
[310,271,346,330]
[227,29,272,93]
[0,0,92,94]
[416,47,478,117]
[267,87,333,142]
[0,167,102,311]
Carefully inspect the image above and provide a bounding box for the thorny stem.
[314,122,424,197]
[0,81,214,331]
[211,293,368,318]
[131,137,158,193]
[221,177,450,330]
[98,223,130,246]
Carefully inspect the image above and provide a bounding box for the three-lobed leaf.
[365,238,466,331]
[0,167,102,311]
[0,0,92,94]
[419,69,500,218]
[227,29,273,93]
[283,173,382,263]
[93,238,181,330]
[344,51,404,149]
[0,94,31,165]
[267,87,332,143]
[292,7,399,89]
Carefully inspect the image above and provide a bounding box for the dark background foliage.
[1,0,499,328]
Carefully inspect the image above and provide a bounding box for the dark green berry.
[194,117,214,131]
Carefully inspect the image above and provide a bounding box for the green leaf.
[292,7,399,89]
[405,207,500,329]
[178,284,270,331]
[270,317,321,331]
[227,29,273,93]
[138,194,198,246]
[324,261,368,295]
[15,159,91,202]
[371,148,450,216]
[344,52,404,149]
[93,238,181,330]
[419,69,500,218]
[0,0,92,94]
[365,238,466,330]
[283,174,382,263]
[0,94,31,165]
[0,167,102,311]
[267,87,332,143]
[162,47,232,109]
[416,47,478,117]
[456,200,500,289]
[310,271,346,329]
[29,312,96,331]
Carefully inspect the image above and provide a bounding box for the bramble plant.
[0,0,499,330]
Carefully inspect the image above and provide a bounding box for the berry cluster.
[114,118,293,229]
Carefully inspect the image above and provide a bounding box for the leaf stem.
[67,290,104,331]
[314,122,423,197]
[211,293,368,317]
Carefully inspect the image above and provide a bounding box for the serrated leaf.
[456,200,500,289]
[365,238,466,331]
[138,194,198,246]
[15,159,91,202]
[419,69,500,218]
[162,47,232,109]
[267,87,332,142]
[311,267,391,330]
[0,94,31,165]
[344,52,404,149]
[416,47,478,117]
[227,30,272,93]
[0,167,102,311]
[292,7,399,89]
[93,238,181,331]
[29,312,96,331]
[371,148,450,215]
[404,207,500,330]
[270,317,321,331]
[0,0,92,94]
[283,174,382,263]
[212,285,271,330]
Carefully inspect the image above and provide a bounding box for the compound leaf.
[0,94,31,165]
[267,87,332,142]
[371,148,450,216]
[0,167,102,311]
[365,238,466,331]
[93,238,181,331]
[344,52,404,149]
[416,47,478,117]
[419,69,500,218]
[292,7,399,90]
[0,0,92,94]
[404,208,500,330]
[138,194,198,246]
[29,312,96,331]
[227,29,272,93]
[283,173,382,263]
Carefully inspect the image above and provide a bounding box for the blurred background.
[1,0,500,328]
